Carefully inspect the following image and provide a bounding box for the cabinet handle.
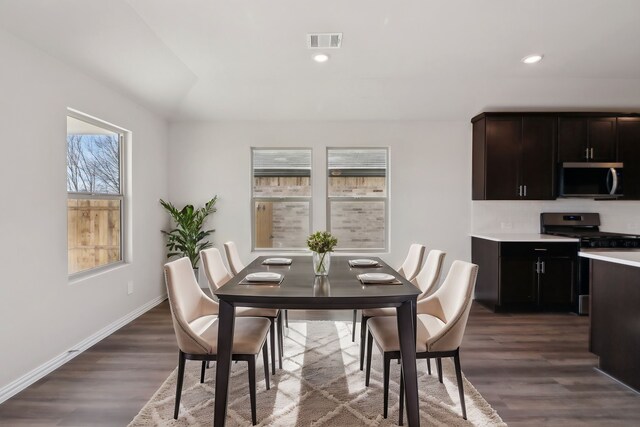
[518,185,522,197]
[541,261,546,274]
[590,147,594,159]
[523,185,527,197]
[535,261,540,274]
[585,148,589,160]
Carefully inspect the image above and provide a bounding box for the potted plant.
[307,231,338,276]
[160,197,218,276]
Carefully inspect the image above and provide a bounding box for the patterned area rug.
[129,321,505,426]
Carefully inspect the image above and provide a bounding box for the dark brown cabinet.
[617,118,640,200]
[473,114,556,200]
[590,259,640,391]
[558,117,617,162]
[472,238,577,312]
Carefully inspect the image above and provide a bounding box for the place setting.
[239,271,284,285]
[261,257,293,266]
[348,258,382,268]
[357,272,402,285]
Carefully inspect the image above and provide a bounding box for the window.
[327,148,388,250]
[67,112,125,275]
[252,148,312,250]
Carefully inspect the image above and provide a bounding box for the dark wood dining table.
[213,255,421,426]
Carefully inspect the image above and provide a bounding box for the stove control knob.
[590,241,597,248]
[610,241,617,248]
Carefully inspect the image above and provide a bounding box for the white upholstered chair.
[352,244,427,342]
[224,241,292,329]
[201,247,283,373]
[359,249,446,370]
[365,260,479,422]
[224,241,245,275]
[164,257,271,425]
[397,243,427,282]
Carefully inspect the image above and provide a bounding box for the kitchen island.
[580,251,640,391]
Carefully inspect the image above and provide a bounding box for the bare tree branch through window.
[67,134,120,194]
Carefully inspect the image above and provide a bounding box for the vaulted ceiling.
[1,0,640,121]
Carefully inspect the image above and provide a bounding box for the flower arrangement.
[307,231,338,253]
[307,231,338,275]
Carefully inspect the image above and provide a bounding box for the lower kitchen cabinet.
[472,237,577,311]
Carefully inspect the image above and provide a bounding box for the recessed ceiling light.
[313,53,329,63]
[522,54,543,64]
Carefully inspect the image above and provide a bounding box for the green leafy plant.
[306,231,338,253]
[307,231,338,274]
[160,196,218,269]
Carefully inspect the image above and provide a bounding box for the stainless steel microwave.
[559,162,623,198]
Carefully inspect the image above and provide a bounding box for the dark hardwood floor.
[1,301,639,426]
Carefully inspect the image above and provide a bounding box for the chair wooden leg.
[436,357,443,383]
[263,341,270,390]
[453,351,467,420]
[285,310,289,328]
[398,366,404,426]
[269,318,276,375]
[427,357,431,375]
[359,315,368,371]
[277,312,284,369]
[174,351,186,419]
[352,309,357,342]
[248,357,257,425]
[383,354,391,418]
[365,330,373,386]
[200,361,206,383]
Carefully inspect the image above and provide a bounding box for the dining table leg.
[213,299,236,427]
[397,299,420,427]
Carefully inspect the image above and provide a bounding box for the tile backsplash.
[472,200,640,234]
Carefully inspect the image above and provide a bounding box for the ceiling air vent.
[307,33,342,49]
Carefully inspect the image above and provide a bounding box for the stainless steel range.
[541,212,640,314]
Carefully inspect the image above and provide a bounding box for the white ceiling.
[1,0,640,121]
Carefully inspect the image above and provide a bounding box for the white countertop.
[579,250,640,268]
[471,233,580,243]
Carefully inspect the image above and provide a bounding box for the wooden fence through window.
[67,199,121,274]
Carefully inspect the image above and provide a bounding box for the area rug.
[129,321,505,426]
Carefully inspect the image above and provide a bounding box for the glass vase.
[312,251,330,276]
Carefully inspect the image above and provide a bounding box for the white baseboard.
[0,294,167,405]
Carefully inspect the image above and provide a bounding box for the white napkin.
[358,273,396,283]
[245,272,282,282]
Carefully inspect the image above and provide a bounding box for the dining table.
[213,255,422,426]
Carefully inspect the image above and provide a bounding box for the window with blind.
[327,148,388,251]
[252,148,312,250]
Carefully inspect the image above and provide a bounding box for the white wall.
[168,121,472,270]
[0,29,169,391]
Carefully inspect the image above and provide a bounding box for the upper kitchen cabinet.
[558,117,617,162]
[473,113,556,200]
[617,117,640,200]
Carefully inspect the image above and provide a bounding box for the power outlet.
[127,281,134,295]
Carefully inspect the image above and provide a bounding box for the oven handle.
[606,168,618,195]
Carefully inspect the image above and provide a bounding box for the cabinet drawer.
[500,242,578,257]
